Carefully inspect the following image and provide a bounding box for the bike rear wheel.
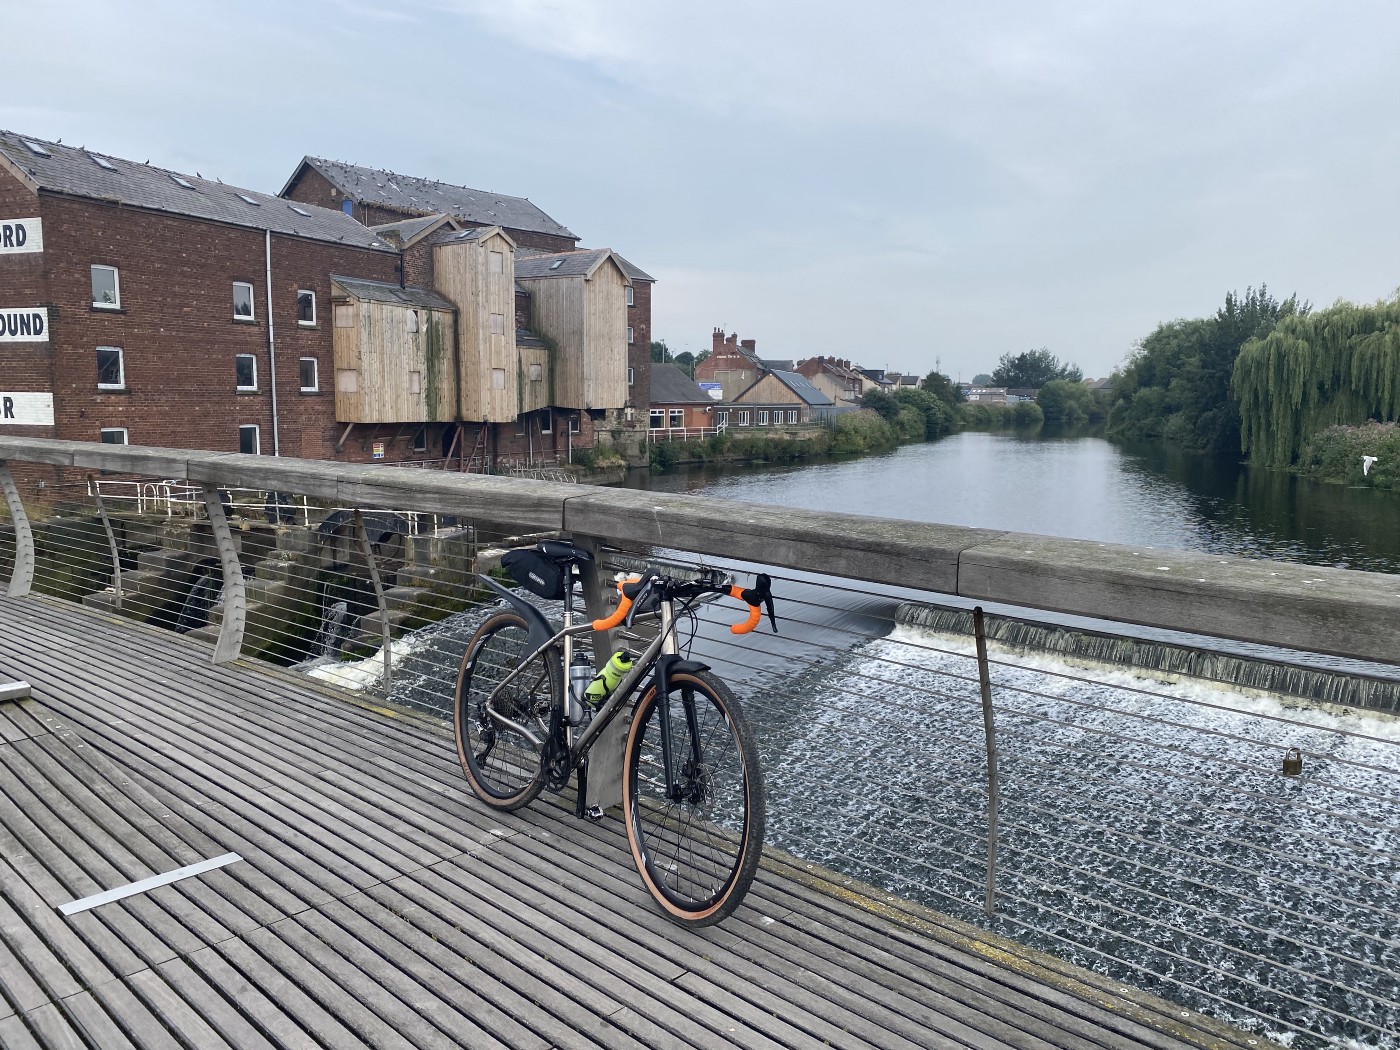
[622,670,765,927]
[454,611,557,810]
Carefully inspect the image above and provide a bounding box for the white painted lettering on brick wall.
[0,393,54,426]
[0,218,42,254]
[0,308,49,341]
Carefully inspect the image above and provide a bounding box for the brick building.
[695,329,765,402]
[0,131,620,484]
[648,363,717,435]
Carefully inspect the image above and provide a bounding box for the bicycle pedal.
[584,805,605,822]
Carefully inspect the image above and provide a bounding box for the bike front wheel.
[454,611,557,811]
[622,670,765,927]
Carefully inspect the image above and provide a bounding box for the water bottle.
[584,650,634,707]
[567,658,593,725]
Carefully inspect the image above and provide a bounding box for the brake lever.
[739,573,778,632]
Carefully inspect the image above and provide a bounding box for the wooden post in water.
[973,606,1001,917]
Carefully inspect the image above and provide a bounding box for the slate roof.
[650,363,712,404]
[0,131,395,252]
[292,157,578,241]
[514,248,626,281]
[330,275,455,312]
[735,369,836,406]
[615,253,655,282]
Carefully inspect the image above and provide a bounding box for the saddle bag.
[502,547,569,600]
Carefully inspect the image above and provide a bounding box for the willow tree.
[1233,294,1400,468]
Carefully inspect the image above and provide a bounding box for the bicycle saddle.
[538,539,595,563]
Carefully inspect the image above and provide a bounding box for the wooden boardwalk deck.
[0,593,1264,1050]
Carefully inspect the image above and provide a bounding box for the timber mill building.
[0,131,649,477]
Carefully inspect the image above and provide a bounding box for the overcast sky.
[5,0,1398,381]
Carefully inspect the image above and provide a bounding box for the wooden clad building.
[330,277,456,424]
[515,249,630,413]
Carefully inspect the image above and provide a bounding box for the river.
[621,430,1400,574]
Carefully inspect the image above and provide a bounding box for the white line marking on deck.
[58,853,242,916]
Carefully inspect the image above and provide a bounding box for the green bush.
[1296,422,1400,489]
[1011,401,1044,427]
[649,440,682,471]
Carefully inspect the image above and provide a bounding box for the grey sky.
[5,0,1397,381]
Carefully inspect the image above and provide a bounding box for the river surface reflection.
[624,430,1400,574]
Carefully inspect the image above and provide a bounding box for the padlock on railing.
[1282,747,1303,776]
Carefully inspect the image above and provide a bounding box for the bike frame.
[480,569,699,786]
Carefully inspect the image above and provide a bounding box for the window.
[788,409,799,423]
[626,286,634,307]
[239,424,260,455]
[490,313,505,336]
[99,427,127,444]
[341,199,354,215]
[757,409,769,425]
[236,354,257,391]
[627,326,635,344]
[91,265,120,309]
[489,250,504,274]
[412,427,427,452]
[627,367,635,386]
[97,346,124,389]
[737,410,750,426]
[407,310,419,334]
[297,290,316,326]
[169,173,195,189]
[569,414,580,434]
[717,409,729,426]
[233,282,254,320]
[237,192,260,206]
[669,409,684,429]
[540,411,552,434]
[299,357,318,392]
[491,368,506,390]
[528,362,542,382]
[88,152,117,171]
[409,371,422,394]
[649,410,665,430]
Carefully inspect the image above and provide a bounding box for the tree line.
[1106,288,1400,487]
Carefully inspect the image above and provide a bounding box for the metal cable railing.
[1,455,1397,1050]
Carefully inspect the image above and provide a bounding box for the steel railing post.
[201,484,247,664]
[0,463,35,597]
[973,606,1001,917]
[354,509,392,693]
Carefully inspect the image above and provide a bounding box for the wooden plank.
[236,923,430,1050]
[46,991,141,1050]
[187,941,368,1050]
[314,896,551,1050]
[87,977,191,1050]
[154,956,284,1050]
[0,1014,43,1050]
[124,967,242,1050]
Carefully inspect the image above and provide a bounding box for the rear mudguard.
[478,574,556,654]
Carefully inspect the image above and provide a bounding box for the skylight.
[288,204,311,216]
[21,140,51,157]
[169,174,195,189]
[237,193,260,206]
[88,153,117,171]
[549,260,564,270]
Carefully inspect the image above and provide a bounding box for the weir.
[897,601,1400,713]
[0,435,1397,1050]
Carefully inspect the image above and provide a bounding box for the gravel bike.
[453,539,777,927]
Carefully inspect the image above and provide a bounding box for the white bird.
[1362,455,1378,476]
